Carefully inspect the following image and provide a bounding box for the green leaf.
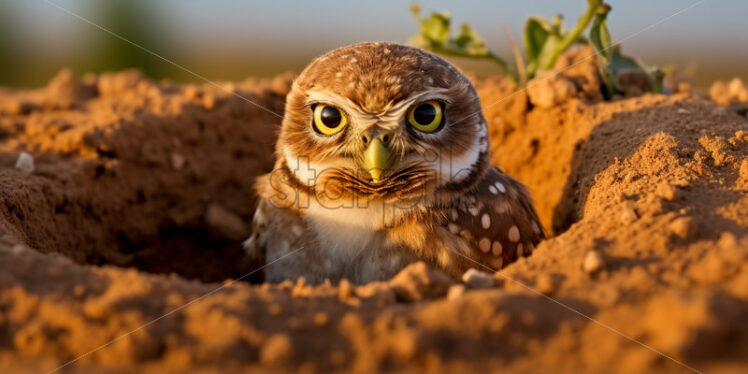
[590,10,612,65]
[451,23,490,57]
[523,17,551,78]
[523,17,550,63]
[408,4,513,80]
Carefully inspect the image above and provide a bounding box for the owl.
[244,42,544,284]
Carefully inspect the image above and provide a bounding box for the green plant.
[589,4,663,95]
[409,1,662,96]
[408,4,515,82]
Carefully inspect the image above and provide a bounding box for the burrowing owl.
[244,42,543,284]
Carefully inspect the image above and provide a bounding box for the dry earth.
[1,50,747,373]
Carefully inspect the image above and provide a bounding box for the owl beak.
[363,137,393,183]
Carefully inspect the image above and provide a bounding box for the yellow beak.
[363,138,393,183]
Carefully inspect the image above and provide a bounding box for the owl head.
[276,42,490,207]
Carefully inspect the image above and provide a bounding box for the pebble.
[446,284,466,300]
[461,268,495,289]
[655,182,680,201]
[313,312,328,326]
[2,100,34,115]
[170,153,186,170]
[11,244,27,255]
[15,152,34,174]
[535,273,556,295]
[203,94,216,110]
[526,71,577,108]
[260,334,294,366]
[717,232,738,250]
[739,159,748,183]
[388,262,454,301]
[668,216,696,239]
[338,279,356,302]
[620,206,638,224]
[583,250,605,274]
[267,303,282,316]
[205,203,249,240]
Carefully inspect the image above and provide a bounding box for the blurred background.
[1,0,746,89]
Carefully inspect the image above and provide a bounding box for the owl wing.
[445,166,545,270]
[243,197,270,265]
[243,173,316,282]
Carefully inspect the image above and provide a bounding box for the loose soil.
[1,51,747,373]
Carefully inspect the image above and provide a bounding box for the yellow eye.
[312,104,347,135]
[408,101,444,133]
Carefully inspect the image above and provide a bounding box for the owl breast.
[246,194,421,284]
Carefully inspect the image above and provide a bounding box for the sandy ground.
[1,50,747,373]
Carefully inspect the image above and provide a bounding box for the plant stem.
[542,0,602,71]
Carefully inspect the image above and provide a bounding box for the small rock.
[97,69,145,96]
[338,278,356,303]
[655,182,681,201]
[203,94,216,110]
[446,284,466,300]
[260,334,294,366]
[170,153,186,170]
[2,100,34,115]
[668,216,696,239]
[389,262,454,301]
[676,82,692,95]
[354,282,396,305]
[313,312,328,326]
[15,152,34,174]
[535,273,556,295]
[184,85,201,100]
[205,203,249,240]
[672,178,690,188]
[717,232,738,250]
[583,250,605,274]
[527,71,577,109]
[620,206,638,224]
[222,83,236,94]
[11,244,27,255]
[461,268,495,289]
[677,108,690,114]
[267,303,282,316]
[739,159,748,184]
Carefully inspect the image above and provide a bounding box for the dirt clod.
[389,261,454,301]
[446,284,466,300]
[668,216,697,239]
[527,71,577,109]
[13,152,34,174]
[535,273,556,295]
[656,182,681,201]
[583,250,605,274]
[620,206,638,224]
[260,334,294,366]
[710,78,748,106]
[461,268,495,289]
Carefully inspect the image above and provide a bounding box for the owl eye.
[312,104,347,135]
[408,100,444,133]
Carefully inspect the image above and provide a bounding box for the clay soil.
[1,52,748,373]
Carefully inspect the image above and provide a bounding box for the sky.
[1,0,746,87]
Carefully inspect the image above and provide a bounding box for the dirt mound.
[1,60,747,373]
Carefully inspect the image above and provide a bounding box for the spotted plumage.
[244,42,544,283]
